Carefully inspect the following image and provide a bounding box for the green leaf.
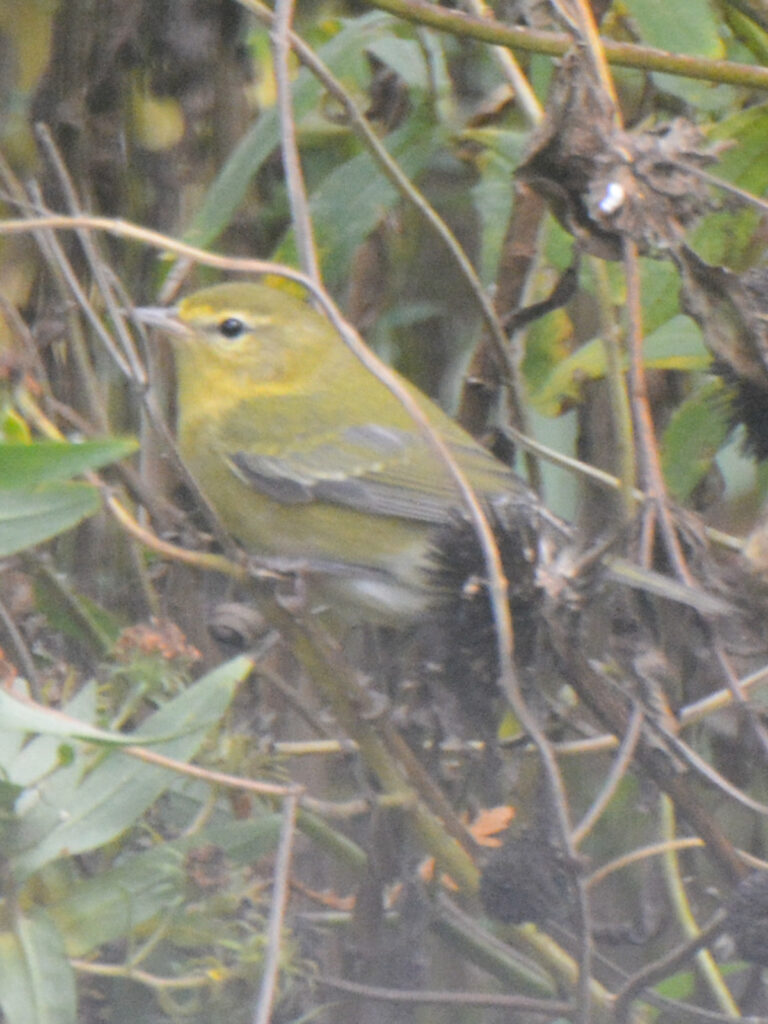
[0,410,32,443]
[49,850,184,958]
[638,258,685,336]
[522,307,574,402]
[471,144,526,284]
[32,576,120,655]
[0,484,100,557]
[692,104,768,266]
[654,967,696,1001]
[662,379,730,501]
[365,36,428,91]
[0,779,22,814]
[0,688,173,747]
[1,682,97,785]
[0,438,136,555]
[0,438,136,489]
[530,315,710,416]
[276,112,442,286]
[624,0,722,57]
[47,818,282,956]
[709,101,768,191]
[12,655,253,878]
[185,13,399,250]
[643,315,711,368]
[0,911,76,1024]
[623,0,724,105]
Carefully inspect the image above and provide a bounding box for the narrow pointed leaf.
[0,912,75,1024]
[0,485,100,556]
[12,655,253,877]
[0,438,136,489]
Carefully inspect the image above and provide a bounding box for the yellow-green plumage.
[146,282,529,619]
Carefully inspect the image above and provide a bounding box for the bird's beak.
[132,305,191,339]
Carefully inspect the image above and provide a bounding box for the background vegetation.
[3,0,768,1022]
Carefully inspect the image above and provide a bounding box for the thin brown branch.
[317,974,574,1013]
[588,837,705,889]
[714,642,768,762]
[613,911,730,1024]
[572,704,644,846]
[34,124,147,385]
[461,0,542,125]
[550,0,619,115]
[624,237,693,583]
[252,792,299,1024]
[366,0,768,90]
[270,0,321,284]
[122,741,301,798]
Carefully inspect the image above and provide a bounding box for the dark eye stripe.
[218,317,246,339]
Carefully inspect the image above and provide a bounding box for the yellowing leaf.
[131,89,185,152]
[469,805,516,847]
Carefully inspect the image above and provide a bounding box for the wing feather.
[226,422,515,525]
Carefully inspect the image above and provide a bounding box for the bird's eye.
[218,317,246,339]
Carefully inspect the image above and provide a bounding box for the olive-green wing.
[226,423,517,525]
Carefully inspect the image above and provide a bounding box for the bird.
[134,280,729,624]
[134,281,544,622]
